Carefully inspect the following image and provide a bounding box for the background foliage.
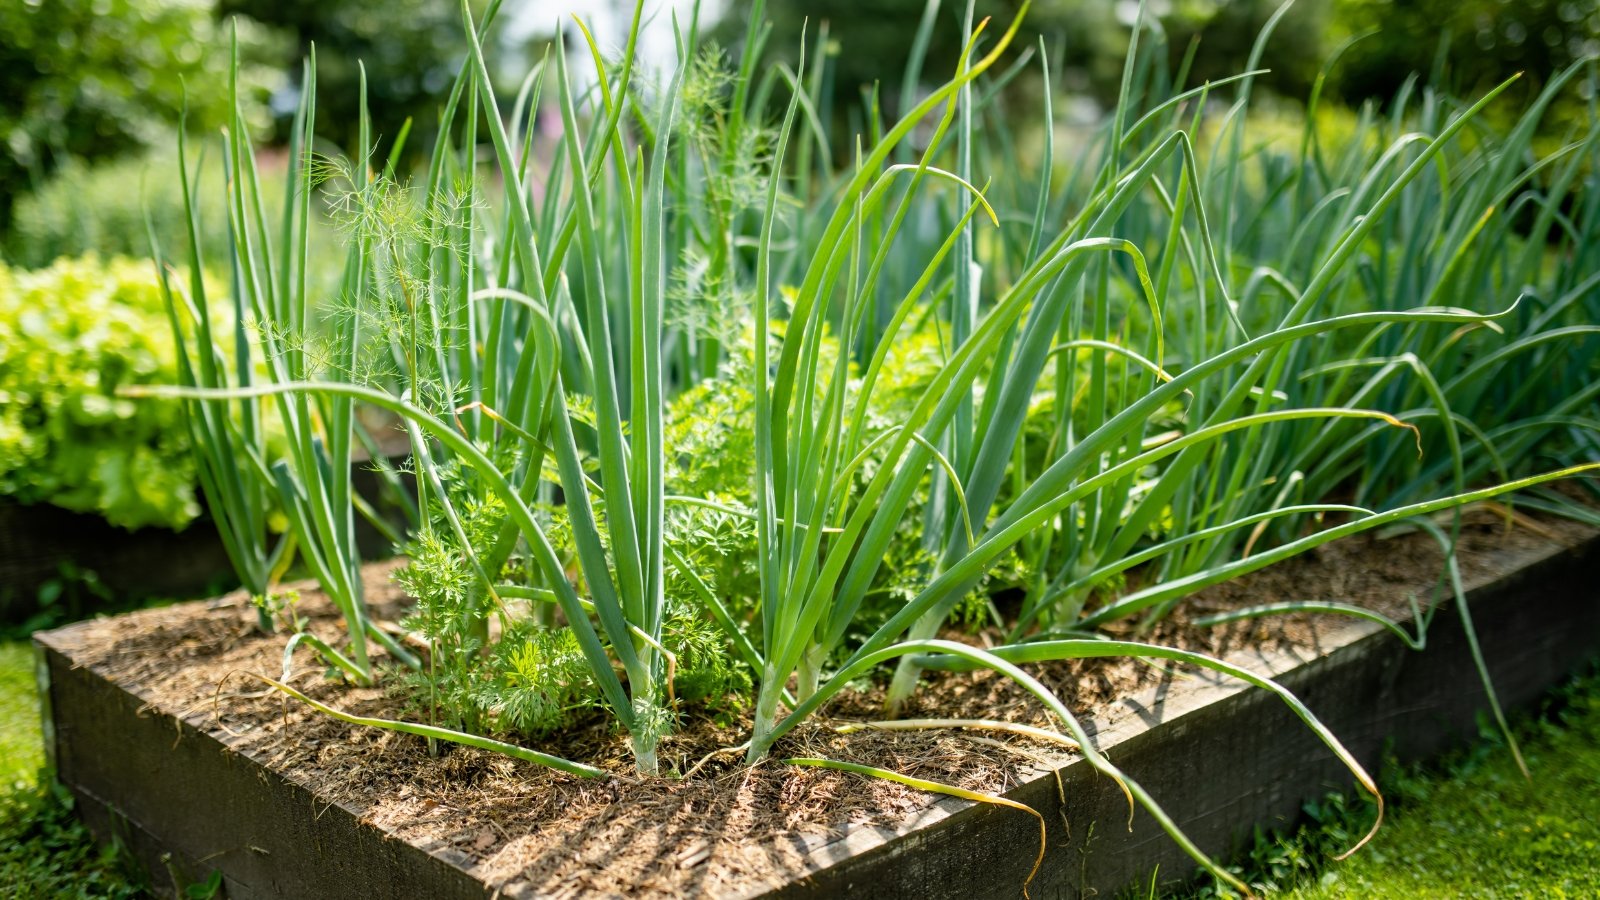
[0,256,208,531]
[749,0,1597,132]
[4,154,239,270]
[215,0,493,162]
[0,0,279,233]
[1332,0,1600,109]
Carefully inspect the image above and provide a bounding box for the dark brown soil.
[61,506,1595,898]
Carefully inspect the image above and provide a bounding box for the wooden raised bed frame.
[2,445,412,622]
[35,529,1600,899]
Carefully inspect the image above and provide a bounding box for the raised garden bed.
[0,500,237,615]
[35,516,1600,899]
[1,449,413,622]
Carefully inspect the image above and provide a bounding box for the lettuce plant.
[0,255,207,531]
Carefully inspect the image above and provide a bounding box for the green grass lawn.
[0,640,142,899]
[1287,680,1600,899]
[1183,665,1600,898]
[0,642,42,784]
[4,638,1598,898]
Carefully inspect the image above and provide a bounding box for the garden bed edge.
[35,529,1600,899]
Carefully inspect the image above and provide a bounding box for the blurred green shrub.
[739,0,1120,117]
[1331,0,1599,133]
[3,149,346,303]
[218,0,493,168]
[2,154,235,270]
[0,0,278,232]
[750,0,1595,138]
[743,0,1324,117]
[0,255,211,531]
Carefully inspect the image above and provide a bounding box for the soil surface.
[56,505,1596,898]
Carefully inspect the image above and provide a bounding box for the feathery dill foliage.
[134,0,1600,888]
[317,157,478,410]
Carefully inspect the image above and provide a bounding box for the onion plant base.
[34,529,1600,899]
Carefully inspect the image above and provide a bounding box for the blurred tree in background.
[1331,0,1599,124]
[0,0,521,269]
[2,0,1595,258]
[218,0,493,166]
[1159,0,1326,99]
[726,1,1104,118]
[0,0,277,233]
[749,0,1596,131]
[738,0,1326,118]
